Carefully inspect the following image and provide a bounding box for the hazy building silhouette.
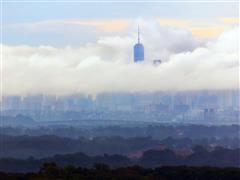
[153,59,162,66]
[134,26,144,62]
[203,108,216,121]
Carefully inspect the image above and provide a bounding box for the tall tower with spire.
[133,26,144,63]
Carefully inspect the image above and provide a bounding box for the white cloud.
[2,23,238,96]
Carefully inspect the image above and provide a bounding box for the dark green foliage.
[0,135,158,158]
[1,124,239,140]
[139,149,182,167]
[0,134,239,159]
[0,165,239,180]
[0,147,239,173]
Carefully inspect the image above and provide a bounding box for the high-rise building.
[134,26,144,62]
[153,59,162,66]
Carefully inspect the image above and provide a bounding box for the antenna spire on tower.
[138,25,140,43]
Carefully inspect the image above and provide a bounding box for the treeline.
[1,124,239,139]
[0,134,239,158]
[0,163,240,180]
[1,163,240,180]
[0,135,156,158]
[0,147,239,173]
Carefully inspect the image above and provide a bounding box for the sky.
[3,1,239,46]
[2,1,239,95]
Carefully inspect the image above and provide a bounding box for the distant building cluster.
[1,90,239,123]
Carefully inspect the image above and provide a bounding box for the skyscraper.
[134,26,144,63]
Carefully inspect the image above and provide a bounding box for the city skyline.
[0,2,240,176]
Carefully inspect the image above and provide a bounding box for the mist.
[2,24,238,96]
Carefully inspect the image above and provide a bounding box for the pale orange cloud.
[13,17,237,38]
[157,17,236,39]
[12,19,131,33]
[157,18,189,28]
[220,17,239,24]
[189,27,229,38]
[65,19,131,32]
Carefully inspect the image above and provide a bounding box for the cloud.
[2,23,238,96]
[157,17,237,39]
[220,17,239,24]
[8,19,131,33]
[189,26,229,38]
[5,17,237,47]
[4,18,133,46]
[158,18,189,28]
[65,19,131,32]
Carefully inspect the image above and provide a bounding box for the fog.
[2,22,238,96]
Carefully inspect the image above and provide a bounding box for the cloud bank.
[2,23,239,96]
